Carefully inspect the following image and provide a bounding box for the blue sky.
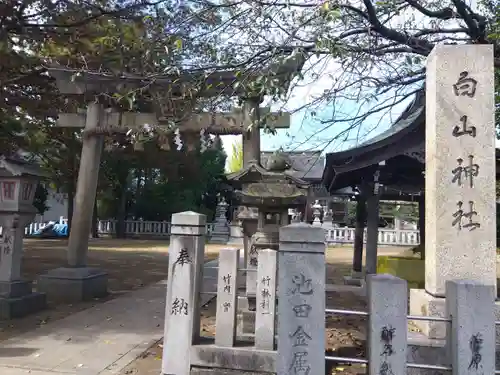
[221,89,412,158]
[220,52,419,159]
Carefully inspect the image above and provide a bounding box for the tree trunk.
[116,170,129,238]
[135,168,142,196]
[91,198,99,238]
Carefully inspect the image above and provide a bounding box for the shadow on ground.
[0,238,219,342]
[120,271,370,375]
[1,240,406,370]
[0,347,39,358]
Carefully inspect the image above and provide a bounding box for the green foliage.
[133,148,226,220]
[227,141,243,173]
[381,202,419,222]
[28,126,81,197]
[98,137,226,222]
[0,111,32,156]
[346,200,418,225]
[33,184,49,215]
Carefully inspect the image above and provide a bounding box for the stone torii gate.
[56,107,290,156]
[37,63,299,302]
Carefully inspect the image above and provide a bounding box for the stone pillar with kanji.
[410,45,496,338]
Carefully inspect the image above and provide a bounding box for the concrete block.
[343,275,364,287]
[37,267,108,302]
[0,280,32,298]
[190,344,276,373]
[191,367,273,375]
[0,291,46,319]
[409,288,447,339]
[407,331,500,375]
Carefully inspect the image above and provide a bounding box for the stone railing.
[324,227,420,246]
[97,219,172,237]
[97,219,216,238]
[17,219,214,238]
[18,218,419,246]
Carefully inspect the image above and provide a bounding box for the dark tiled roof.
[0,156,47,177]
[260,151,324,181]
[359,90,425,147]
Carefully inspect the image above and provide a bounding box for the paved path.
[0,260,219,375]
[0,246,406,375]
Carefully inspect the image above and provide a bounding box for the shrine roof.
[322,90,426,192]
[0,156,47,178]
[227,159,309,189]
[322,89,500,195]
[260,151,324,181]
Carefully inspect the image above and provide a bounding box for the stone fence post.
[446,280,495,375]
[367,274,407,375]
[277,223,325,375]
[215,248,239,347]
[162,211,206,375]
[255,248,277,350]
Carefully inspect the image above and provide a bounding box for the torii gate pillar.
[37,102,109,302]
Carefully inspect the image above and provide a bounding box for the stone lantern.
[312,199,323,225]
[0,157,47,319]
[229,153,308,319]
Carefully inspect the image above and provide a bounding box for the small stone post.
[215,248,239,347]
[277,223,325,375]
[446,280,495,375]
[162,211,206,375]
[255,248,277,350]
[367,274,407,375]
